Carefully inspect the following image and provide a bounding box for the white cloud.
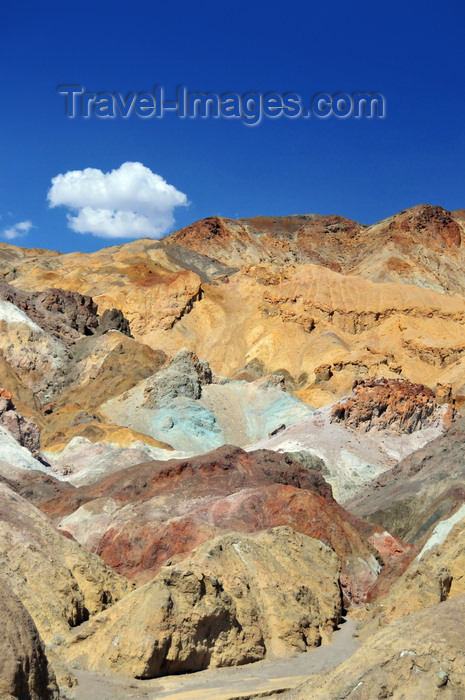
[3,220,33,240]
[47,162,189,239]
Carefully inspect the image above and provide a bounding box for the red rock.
[41,446,388,606]
[330,378,451,433]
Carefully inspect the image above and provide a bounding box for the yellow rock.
[0,482,132,645]
[65,527,342,678]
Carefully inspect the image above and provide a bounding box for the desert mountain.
[39,446,386,603]
[2,204,465,412]
[1,204,465,697]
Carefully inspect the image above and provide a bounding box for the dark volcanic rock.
[0,280,132,343]
[27,288,100,339]
[97,307,133,337]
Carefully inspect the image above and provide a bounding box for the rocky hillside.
[286,595,465,699]
[1,203,465,697]
[65,527,344,678]
[39,446,386,604]
[347,415,465,542]
[3,204,465,411]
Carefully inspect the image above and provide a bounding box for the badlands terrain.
[1,203,465,698]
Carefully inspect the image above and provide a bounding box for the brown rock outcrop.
[330,378,449,433]
[0,581,59,700]
[0,460,75,508]
[0,280,133,343]
[65,527,343,678]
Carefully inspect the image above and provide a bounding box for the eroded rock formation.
[65,528,343,678]
[347,415,465,542]
[0,204,464,693]
[41,446,383,605]
[0,389,42,458]
[0,482,132,644]
[330,378,451,433]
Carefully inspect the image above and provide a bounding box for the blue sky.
[1,0,464,252]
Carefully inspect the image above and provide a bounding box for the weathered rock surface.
[0,581,59,700]
[143,348,213,406]
[0,280,132,343]
[0,298,69,403]
[0,388,42,458]
[0,282,171,454]
[97,307,132,337]
[1,205,464,692]
[44,435,178,486]
[4,206,465,408]
[49,332,167,415]
[286,595,465,699]
[42,419,172,453]
[347,415,465,542]
[330,377,453,433]
[248,398,449,502]
[0,459,74,507]
[101,359,312,455]
[40,446,388,605]
[0,482,132,645]
[170,205,465,294]
[65,527,343,678]
[0,276,169,452]
[0,424,50,474]
[367,506,465,624]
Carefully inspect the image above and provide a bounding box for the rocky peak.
[386,204,462,248]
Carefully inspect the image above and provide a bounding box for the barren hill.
[1,204,465,696]
[3,204,465,410]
